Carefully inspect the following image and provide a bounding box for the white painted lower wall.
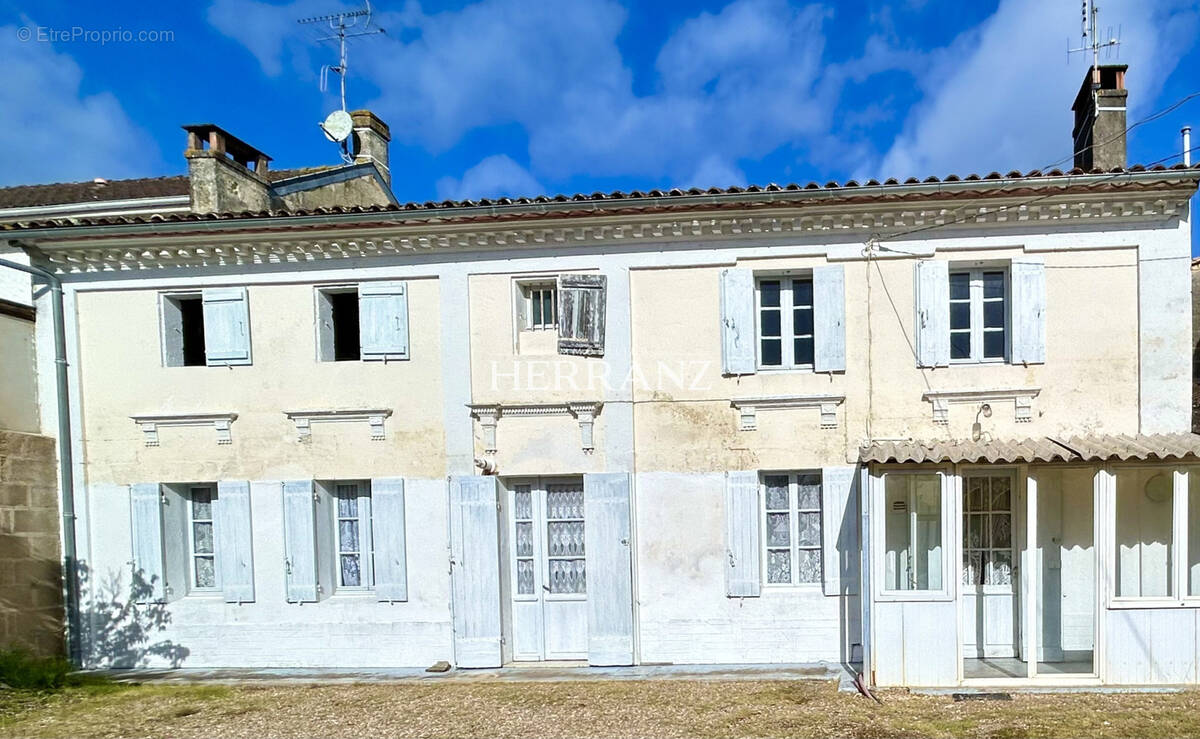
[1106,608,1200,684]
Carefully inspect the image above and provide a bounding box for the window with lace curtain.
[761,472,823,585]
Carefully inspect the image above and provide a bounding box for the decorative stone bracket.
[283,408,393,442]
[729,395,845,432]
[469,402,603,455]
[921,388,1040,425]
[131,413,238,447]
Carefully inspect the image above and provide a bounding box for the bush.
[0,649,79,691]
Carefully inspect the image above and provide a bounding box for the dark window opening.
[179,297,206,366]
[330,291,361,361]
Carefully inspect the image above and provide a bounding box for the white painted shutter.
[914,260,949,367]
[129,483,165,603]
[584,472,635,666]
[720,268,756,375]
[813,265,846,372]
[359,281,410,361]
[371,477,408,602]
[557,274,606,356]
[202,287,252,366]
[724,470,761,597]
[1011,257,1046,364]
[216,480,255,603]
[821,466,859,596]
[282,480,319,603]
[449,475,502,667]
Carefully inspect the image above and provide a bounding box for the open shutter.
[216,480,255,603]
[129,483,165,603]
[372,477,408,602]
[813,265,846,372]
[282,480,319,603]
[914,260,949,368]
[557,274,606,356]
[821,466,859,596]
[720,269,756,375]
[1011,257,1046,364]
[584,472,634,665]
[725,470,761,597]
[359,281,410,361]
[449,475,502,667]
[202,287,252,366]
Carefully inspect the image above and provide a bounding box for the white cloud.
[0,24,159,186]
[435,154,543,201]
[865,0,1199,181]
[683,155,747,189]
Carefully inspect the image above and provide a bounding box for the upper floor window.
[520,282,557,331]
[949,269,1008,363]
[160,287,252,367]
[761,472,823,585]
[315,281,409,362]
[756,276,814,369]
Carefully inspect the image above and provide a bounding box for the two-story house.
[4,65,1199,688]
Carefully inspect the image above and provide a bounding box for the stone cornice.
[921,387,1041,424]
[469,402,602,454]
[130,412,237,447]
[283,408,393,441]
[730,395,845,431]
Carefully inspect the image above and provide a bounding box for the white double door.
[507,478,589,661]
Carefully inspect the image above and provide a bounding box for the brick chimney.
[183,124,273,213]
[349,110,391,186]
[1071,64,1128,171]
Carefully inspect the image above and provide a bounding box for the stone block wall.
[0,430,63,655]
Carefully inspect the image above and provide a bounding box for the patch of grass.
[0,650,76,691]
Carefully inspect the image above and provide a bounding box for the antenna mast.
[1068,1,1121,110]
[298,1,385,112]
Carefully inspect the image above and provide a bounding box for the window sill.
[1107,597,1200,610]
[874,591,955,603]
[761,583,824,593]
[180,592,224,601]
[329,590,377,599]
[754,366,816,374]
[947,359,1010,366]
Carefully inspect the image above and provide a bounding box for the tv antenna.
[1068,0,1121,93]
[299,1,385,148]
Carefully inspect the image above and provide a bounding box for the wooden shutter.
[202,287,252,366]
[813,265,846,372]
[449,475,502,667]
[584,472,634,666]
[557,274,607,356]
[371,477,408,602]
[914,260,949,367]
[359,281,410,361]
[724,470,761,597]
[820,466,859,596]
[1011,257,1046,364]
[216,480,255,603]
[282,480,319,603]
[720,268,756,375]
[129,483,165,603]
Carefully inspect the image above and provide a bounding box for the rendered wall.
[0,313,39,434]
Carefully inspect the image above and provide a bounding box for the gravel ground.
[3,679,1200,738]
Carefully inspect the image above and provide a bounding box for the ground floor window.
[883,473,943,592]
[761,472,822,585]
[1114,469,1173,598]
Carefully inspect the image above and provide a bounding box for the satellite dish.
[320,110,354,142]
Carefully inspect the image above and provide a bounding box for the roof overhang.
[860,433,1200,465]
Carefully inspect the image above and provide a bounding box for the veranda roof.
[859,433,1200,465]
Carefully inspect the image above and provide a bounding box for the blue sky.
[2,0,1198,250]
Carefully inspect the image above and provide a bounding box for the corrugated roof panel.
[859,433,1200,465]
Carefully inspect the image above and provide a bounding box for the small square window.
[520,283,557,331]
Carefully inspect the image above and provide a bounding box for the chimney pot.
[1072,64,1128,171]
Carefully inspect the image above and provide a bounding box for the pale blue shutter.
[359,281,409,361]
[584,472,634,665]
[449,475,502,667]
[720,269,756,375]
[371,477,408,602]
[813,265,846,372]
[129,483,165,603]
[821,466,859,596]
[202,287,252,365]
[914,260,949,367]
[216,480,255,603]
[724,470,761,597]
[282,480,319,603]
[1011,257,1046,364]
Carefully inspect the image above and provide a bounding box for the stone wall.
[0,430,63,655]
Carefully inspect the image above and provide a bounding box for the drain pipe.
[0,250,80,665]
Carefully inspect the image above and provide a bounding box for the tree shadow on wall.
[76,563,189,668]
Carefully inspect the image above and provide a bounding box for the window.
[545,483,585,593]
[963,475,1014,586]
[521,283,557,330]
[187,485,219,591]
[761,472,823,585]
[334,482,374,589]
[316,287,361,361]
[949,269,1007,362]
[756,277,814,369]
[1190,471,1200,597]
[163,294,206,366]
[1115,469,1173,598]
[883,473,943,592]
